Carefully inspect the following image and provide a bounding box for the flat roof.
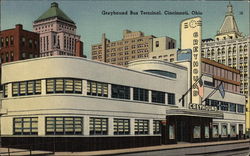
[2,56,184,81]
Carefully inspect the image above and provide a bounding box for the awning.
[166,108,224,119]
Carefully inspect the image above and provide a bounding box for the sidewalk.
[54,139,250,156]
[0,147,53,156]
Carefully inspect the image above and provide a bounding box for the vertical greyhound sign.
[180,17,202,104]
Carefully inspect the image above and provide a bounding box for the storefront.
[162,108,223,144]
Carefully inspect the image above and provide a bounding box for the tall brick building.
[0,24,40,88]
[0,24,40,63]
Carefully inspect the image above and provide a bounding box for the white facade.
[0,57,245,141]
[1,57,185,137]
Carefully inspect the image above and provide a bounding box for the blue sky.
[1,0,249,58]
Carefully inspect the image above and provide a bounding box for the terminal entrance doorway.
[176,119,190,142]
[164,116,212,143]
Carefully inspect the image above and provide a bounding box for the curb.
[54,139,250,156]
[101,140,250,156]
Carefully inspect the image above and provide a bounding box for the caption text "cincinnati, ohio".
[101,10,202,16]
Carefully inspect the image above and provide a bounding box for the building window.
[152,91,165,104]
[114,118,130,135]
[46,79,54,93]
[10,52,14,61]
[27,81,34,95]
[168,93,175,105]
[21,52,26,59]
[35,80,41,94]
[19,82,26,95]
[3,84,8,98]
[172,42,175,48]
[1,54,4,63]
[243,45,247,52]
[221,124,228,137]
[13,117,38,135]
[10,36,14,46]
[5,37,9,47]
[21,37,25,47]
[133,88,148,102]
[34,40,38,48]
[237,104,244,113]
[153,120,161,134]
[144,70,176,79]
[229,103,236,112]
[12,82,19,96]
[211,100,220,110]
[204,81,214,87]
[5,52,9,62]
[12,80,41,96]
[230,125,236,137]
[135,119,149,135]
[155,41,159,47]
[212,124,219,138]
[46,78,82,94]
[111,84,130,99]
[87,81,108,97]
[55,79,64,93]
[0,37,3,48]
[220,102,229,111]
[46,117,83,135]
[29,39,32,48]
[89,117,108,135]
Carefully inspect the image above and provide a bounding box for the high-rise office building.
[33,2,83,57]
[91,30,176,66]
[201,2,250,132]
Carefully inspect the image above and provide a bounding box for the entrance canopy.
[166,108,223,119]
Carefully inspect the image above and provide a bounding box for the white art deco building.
[0,56,246,151]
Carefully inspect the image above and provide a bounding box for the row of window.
[92,40,149,50]
[35,24,75,31]
[111,85,175,105]
[0,52,14,63]
[205,99,245,113]
[11,80,41,97]
[155,41,175,49]
[13,117,161,135]
[4,78,175,105]
[0,36,14,48]
[87,81,108,97]
[46,78,82,94]
[204,45,248,54]
[212,123,244,138]
[20,37,38,48]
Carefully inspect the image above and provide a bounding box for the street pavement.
[54,139,250,156]
[119,141,250,156]
[0,139,249,156]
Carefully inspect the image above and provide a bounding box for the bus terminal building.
[0,55,246,151]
